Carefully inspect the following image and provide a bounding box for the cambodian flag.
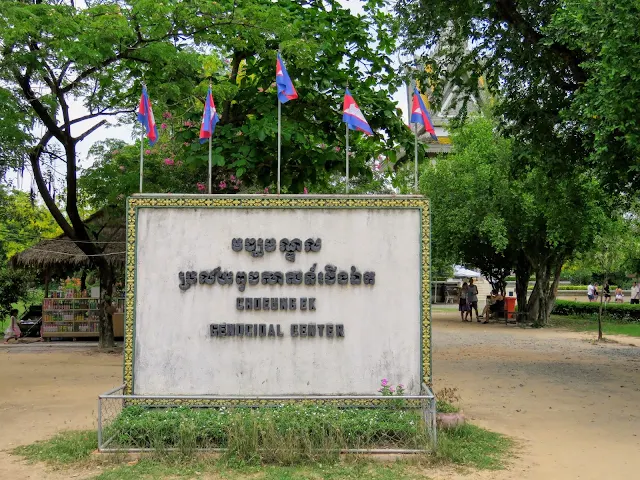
[276,53,298,104]
[411,87,438,140]
[342,89,373,136]
[137,87,158,146]
[199,86,219,144]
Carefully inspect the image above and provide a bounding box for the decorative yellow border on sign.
[123,195,431,398]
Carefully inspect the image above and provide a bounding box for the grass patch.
[13,430,96,466]
[106,405,430,463]
[12,407,512,478]
[93,457,427,480]
[434,424,512,470]
[550,315,640,337]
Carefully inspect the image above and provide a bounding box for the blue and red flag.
[137,87,158,146]
[199,86,220,144]
[276,53,298,104]
[411,87,438,140]
[342,89,373,136]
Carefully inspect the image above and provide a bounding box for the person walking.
[615,286,624,303]
[4,308,21,343]
[587,283,595,302]
[631,282,640,305]
[459,282,470,322]
[603,282,611,303]
[468,278,480,322]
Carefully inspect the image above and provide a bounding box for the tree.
[421,116,604,325]
[590,218,635,340]
[0,0,409,347]
[395,0,639,195]
[0,187,56,322]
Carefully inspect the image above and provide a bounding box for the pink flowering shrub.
[378,379,406,396]
[164,158,174,166]
[196,182,206,192]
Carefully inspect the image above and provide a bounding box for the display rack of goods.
[42,293,101,339]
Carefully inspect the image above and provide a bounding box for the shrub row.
[552,300,640,321]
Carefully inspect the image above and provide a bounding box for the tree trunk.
[597,276,606,341]
[80,269,87,292]
[98,264,116,349]
[529,258,564,326]
[515,252,531,322]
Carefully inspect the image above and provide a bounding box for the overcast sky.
[11,0,410,192]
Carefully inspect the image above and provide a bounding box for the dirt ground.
[1,313,639,479]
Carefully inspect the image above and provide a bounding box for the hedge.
[552,300,640,321]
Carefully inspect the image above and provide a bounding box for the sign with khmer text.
[124,195,431,396]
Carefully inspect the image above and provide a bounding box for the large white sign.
[127,196,430,396]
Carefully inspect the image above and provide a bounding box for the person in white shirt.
[631,282,640,305]
[587,283,595,302]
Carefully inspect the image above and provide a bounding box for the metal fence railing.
[98,385,436,454]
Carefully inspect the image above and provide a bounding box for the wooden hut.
[10,210,125,294]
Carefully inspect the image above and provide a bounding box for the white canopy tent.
[453,265,482,278]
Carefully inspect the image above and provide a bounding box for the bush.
[552,300,640,321]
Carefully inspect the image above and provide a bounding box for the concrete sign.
[124,195,431,397]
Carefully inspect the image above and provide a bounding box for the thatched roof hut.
[10,210,125,271]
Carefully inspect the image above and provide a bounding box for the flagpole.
[208,135,212,194]
[277,98,282,195]
[414,122,419,192]
[345,123,349,194]
[139,130,144,193]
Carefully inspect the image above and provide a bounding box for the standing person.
[594,283,599,302]
[459,282,470,322]
[615,286,624,303]
[4,309,21,343]
[603,282,611,303]
[587,283,595,302]
[468,278,480,322]
[631,282,640,305]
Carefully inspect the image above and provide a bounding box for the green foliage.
[550,315,640,338]
[0,187,60,259]
[552,300,640,321]
[107,405,430,459]
[396,0,639,195]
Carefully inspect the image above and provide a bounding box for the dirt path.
[0,346,121,479]
[431,311,640,479]
[1,316,639,479]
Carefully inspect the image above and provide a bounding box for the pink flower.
[164,158,174,166]
[183,142,190,147]
[219,181,227,189]
[145,149,152,155]
[334,146,341,152]
[374,162,381,171]
[196,182,206,192]
[236,131,244,137]
[398,384,404,389]
[389,387,395,393]
[234,186,239,190]
[348,151,355,158]
[230,175,236,181]
[264,187,269,194]
[118,165,125,172]
[381,378,388,387]
[318,143,327,150]
[303,187,308,194]
[162,111,172,119]
[161,123,167,130]
[184,121,193,128]
[257,87,264,93]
